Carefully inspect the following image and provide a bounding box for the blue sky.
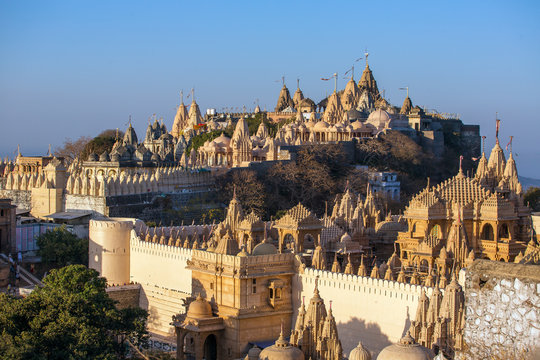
[1,1,539,177]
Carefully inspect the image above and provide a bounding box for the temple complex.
[396,130,530,278]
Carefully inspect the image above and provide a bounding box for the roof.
[44,211,93,220]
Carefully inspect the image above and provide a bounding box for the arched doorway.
[283,234,295,251]
[204,334,217,360]
[481,224,494,240]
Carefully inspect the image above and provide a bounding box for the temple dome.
[367,109,391,129]
[252,241,277,256]
[186,294,213,319]
[258,329,304,360]
[377,332,434,360]
[314,120,329,130]
[349,342,372,360]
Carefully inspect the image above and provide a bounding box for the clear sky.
[1,0,539,177]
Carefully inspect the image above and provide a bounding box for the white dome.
[367,109,391,130]
[349,342,372,360]
[377,333,434,360]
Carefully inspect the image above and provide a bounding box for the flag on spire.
[505,136,513,152]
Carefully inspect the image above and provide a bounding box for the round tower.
[89,218,133,285]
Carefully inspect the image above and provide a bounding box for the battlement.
[302,267,433,298]
[130,235,194,258]
[90,218,134,230]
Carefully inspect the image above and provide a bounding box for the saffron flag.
[505,136,513,151]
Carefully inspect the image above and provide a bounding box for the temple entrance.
[203,334,217,360]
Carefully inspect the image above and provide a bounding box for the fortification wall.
[293,268,432,357]
[106,284,141,309]
[89,218,133,285]
[130,236,193,337]
[460,260,540,359]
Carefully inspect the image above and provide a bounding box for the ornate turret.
[342,74,359,111]
[231,116,252,167]
[171,91,189,137]
[188,95,204,127]
[357,54,380,100]
[275,83,294,112]
[322,91,344,125]
[400,95,413,115]
[292,79,304,108]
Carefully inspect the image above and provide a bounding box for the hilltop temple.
[396,131,531,277]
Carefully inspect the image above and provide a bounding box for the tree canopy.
[36,225,88,267]
[524,186,540,212]
[0,265,148,360]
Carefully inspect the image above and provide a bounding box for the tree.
[216,170,266,217]
[36,225,88,267]
[54,136,92,163]
[0,265,148,360]
[524,187,540,212]
[80,129,123,161]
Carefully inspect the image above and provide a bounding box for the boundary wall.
[130,233,193,338]
[293,268,433,357]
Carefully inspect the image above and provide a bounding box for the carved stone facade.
[397,136,530,277]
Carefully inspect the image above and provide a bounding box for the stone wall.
[130,237,193,338]
[461,260,540,359]
[106,284,141,309]
[0,189,31,210]
[293,267,433,357]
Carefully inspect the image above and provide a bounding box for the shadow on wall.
[337,317,392,358]
[138,286,160,332]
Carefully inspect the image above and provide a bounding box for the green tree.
[36,225,88,267]
[0,265,148,360]
[524,186,540,212]
[80,129,124,161]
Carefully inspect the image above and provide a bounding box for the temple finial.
[297,78,300,89]
[495,113,500,144]
[180,90,184,104]
[364,49,369,66]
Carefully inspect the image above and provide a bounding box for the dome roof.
[248,345,262,358]
[87,153,99,161]
[347,109,364,121]
[298,98,316,107]
[99,151,110,162]
[252,241,277,256]
[367,109,391,129]
[377,332,434,360]
[340,232,352,243]
[314,120,329,130]
[186,294,213,319]
[214,134,231,147]
[259,329,304,360]
[349,342,372,360]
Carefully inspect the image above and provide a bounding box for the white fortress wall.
[293,268,433,356]
[130,232,193,338]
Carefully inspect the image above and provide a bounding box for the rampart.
[293,267,433,356]
[130,232,194,338]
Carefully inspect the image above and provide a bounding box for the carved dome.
[87,153,99,161]
[314,120,330,130]
[252,241,277,256]
[376,332,434,360]
[186,294,213,319]
[99,151,110,162]
[349,342,371,360]
[259,330,304,360]
[366,109,391,130]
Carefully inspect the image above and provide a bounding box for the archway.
[498,224,509,240]
[283,233,295,251]
[430,224,441,239]
[204,334,217,360]
[481,224,494,240]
